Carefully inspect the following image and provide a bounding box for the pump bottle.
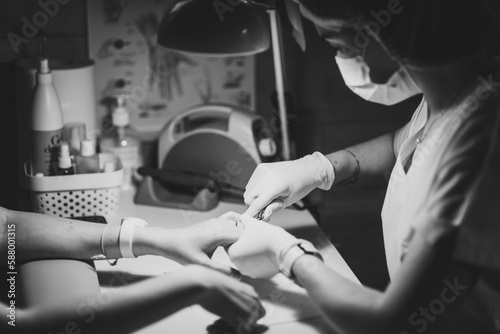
[100,95,142,190]
[31,58,64,176]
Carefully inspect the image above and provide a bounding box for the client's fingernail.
[230,267,242,280]
[263,207,274,221]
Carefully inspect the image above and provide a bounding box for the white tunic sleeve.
[414,99,500,270]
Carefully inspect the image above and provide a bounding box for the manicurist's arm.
[292,229,479,334]
[243,130,398,218]
[229,215,480,334]
[325,131,397,187]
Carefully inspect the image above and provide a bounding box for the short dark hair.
[296,0,365,25]
[375,0,500,68]
[297,0,500,68]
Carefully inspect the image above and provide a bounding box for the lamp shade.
[157,0,270,56]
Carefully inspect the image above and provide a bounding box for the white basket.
[25,154,124,218]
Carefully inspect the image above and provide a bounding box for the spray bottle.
[30,32,64,176]
[56,142,75,175]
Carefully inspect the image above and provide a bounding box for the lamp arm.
[268,7,291,160]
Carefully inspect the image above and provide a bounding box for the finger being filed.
[240,213,261,225]
[243,189,257,206]
[262,199,285,222]
[244,194,274,218]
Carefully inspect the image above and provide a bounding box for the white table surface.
[94,190,360,334]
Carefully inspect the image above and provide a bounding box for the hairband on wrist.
[100,224,118,266]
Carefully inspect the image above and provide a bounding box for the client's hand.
[134,212,243,277]
[227,214,299,278]
[186,265,266,327]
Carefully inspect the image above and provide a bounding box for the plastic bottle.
[75,139,100,174]
[63,122,86,156]
[56,142,75,175]
[100,95,142,190]
[30,57,64,176]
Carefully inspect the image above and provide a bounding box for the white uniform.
[382,91,500,332]
[382,97,429,277]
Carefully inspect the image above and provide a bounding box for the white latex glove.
[244,152,334,219]
[227,214,299,278]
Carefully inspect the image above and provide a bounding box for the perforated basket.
[25,154,123,218]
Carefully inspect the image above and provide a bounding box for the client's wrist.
[132,227,169,257]
[182,265,222,293]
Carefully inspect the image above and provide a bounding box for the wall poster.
[87,0,256,139]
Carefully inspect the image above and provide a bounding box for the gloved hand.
[244,152,334,220]
[227,214,299,278]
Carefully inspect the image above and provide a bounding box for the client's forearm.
[17,268,207,334]
[1,208,179,263]
[2,208,117,262]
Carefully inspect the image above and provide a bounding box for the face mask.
[335,56,421,105]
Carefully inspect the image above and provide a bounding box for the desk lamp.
[158,0,291,160]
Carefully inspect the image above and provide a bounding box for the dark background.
[0,0,422,290]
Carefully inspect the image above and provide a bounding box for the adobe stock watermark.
[336,0,406,57]
[8,0,72,54]
[399,277,468,334]
[213,0,243,22]
[211,0,408,54]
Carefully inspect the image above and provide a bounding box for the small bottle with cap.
[103,161,116,173]
[62,122,86,156]
[75,139,100,174]
[56,142,75,176]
